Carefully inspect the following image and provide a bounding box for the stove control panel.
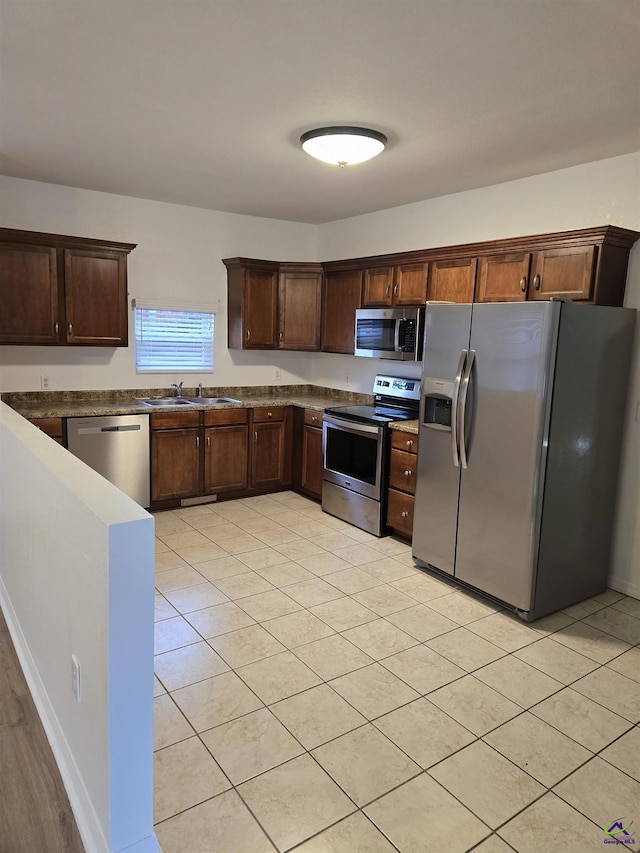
[373,374,421,401]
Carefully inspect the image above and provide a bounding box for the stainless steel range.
[322,374,421,536]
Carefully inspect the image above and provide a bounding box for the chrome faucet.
[171,382,184,398]
[196,383,203,398]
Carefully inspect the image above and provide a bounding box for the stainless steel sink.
[138,397,196,407]
[184,396,242,405]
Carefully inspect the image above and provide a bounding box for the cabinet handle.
[254,431,258,442]
[404,470,412,477]
[54,322,59,335]
[267,411,273,418]
[246,329,251,341]
[393,285,398,296]
[68,322,73,335]
[311,415,318,422]
[206,435,210,448]
[520,276,527,293]
[533,274,541,291]
[401,510,409,518]
[405,439,414,447]
[196,435,200,448]
[279,331,283,341]
[386,285,390,296]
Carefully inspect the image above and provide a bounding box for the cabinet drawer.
[253,406,286,423]
[391,430,418,453]
[387,489,414,538]
[150,411,201,430]
[204,408,248,426]
[304,409,322,428]
[389,449,417,494]
[29,417,64,438]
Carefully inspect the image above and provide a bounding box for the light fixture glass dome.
[300,126,387,167]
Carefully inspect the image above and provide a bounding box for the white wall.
[0,403,158,853]
[315,151,640,597]
[0,175,319,393]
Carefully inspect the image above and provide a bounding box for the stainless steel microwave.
[354,307,424,360]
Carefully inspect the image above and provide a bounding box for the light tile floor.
[152,492,640,853]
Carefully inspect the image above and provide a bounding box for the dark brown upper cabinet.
[224,258,323,351]
[224,258,280,349]
[427,257,478,303]
[0,228,135,346]
[362,261,428,307]
[321,267,363,354]
[476,252,532,302]
[278,263,323,350]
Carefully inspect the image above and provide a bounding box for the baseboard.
[607,572,640,600]
[0,578,109,853]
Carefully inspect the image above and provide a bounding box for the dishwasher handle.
[77,424,142,435]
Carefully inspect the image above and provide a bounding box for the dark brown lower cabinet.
[204,418,248,494]
[387,429,418,540]
[300,408,323,499]
[28,417,66,446]
[251,407,289,489]
[151,427,200,502]
[150,407,291,509]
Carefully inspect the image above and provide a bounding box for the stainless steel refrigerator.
[412,300,635,620]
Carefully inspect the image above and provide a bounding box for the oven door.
[322,414,385,501]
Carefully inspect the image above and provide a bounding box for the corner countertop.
[1,385,374,420]
[389,419,419,435]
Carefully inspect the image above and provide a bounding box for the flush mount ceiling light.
[300,126,387,167]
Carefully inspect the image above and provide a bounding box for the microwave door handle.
[451,349,467,468]
[394,321,401,352]
[458,349,475,469]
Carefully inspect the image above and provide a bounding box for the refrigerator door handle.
[451,349,467,467]
[458,349,476,469]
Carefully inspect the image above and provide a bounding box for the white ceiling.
[1,0,639,224]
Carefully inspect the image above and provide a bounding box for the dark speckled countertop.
[1,384,372,419]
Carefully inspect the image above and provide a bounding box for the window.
[134,306,214,373]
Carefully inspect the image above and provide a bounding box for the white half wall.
[0,402,158,853]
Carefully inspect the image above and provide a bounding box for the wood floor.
[0,608,84,853]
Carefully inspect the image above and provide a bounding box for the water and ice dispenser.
[422,378,454,430]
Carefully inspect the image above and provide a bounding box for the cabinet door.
[244,268,279,348]
[476,253,531,303]
[321,269,362,354]
[389,448,417,495]
[251,421,285,488]
[204,425,248,494]
[151,429,200,502]
[64,249,127,345]
[279,268,322,350]
[387,489,414,539]
[301,425,323,498]
[394,262,428,306]
[530,245,596,301]
[362,267,394,306]
[0,244,60,344]
[427,258,477,303]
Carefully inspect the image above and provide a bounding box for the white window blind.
[134,307,214,373]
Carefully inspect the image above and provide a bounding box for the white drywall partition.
[0,403,158,853]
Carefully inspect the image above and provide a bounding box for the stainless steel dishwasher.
[67,414,150,507]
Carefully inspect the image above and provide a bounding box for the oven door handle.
[322,415,383,436]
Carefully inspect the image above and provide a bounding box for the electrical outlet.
[40,375,50,390]
[345,374,350,386]
[274,367,281,381]
[71,655,81,703]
